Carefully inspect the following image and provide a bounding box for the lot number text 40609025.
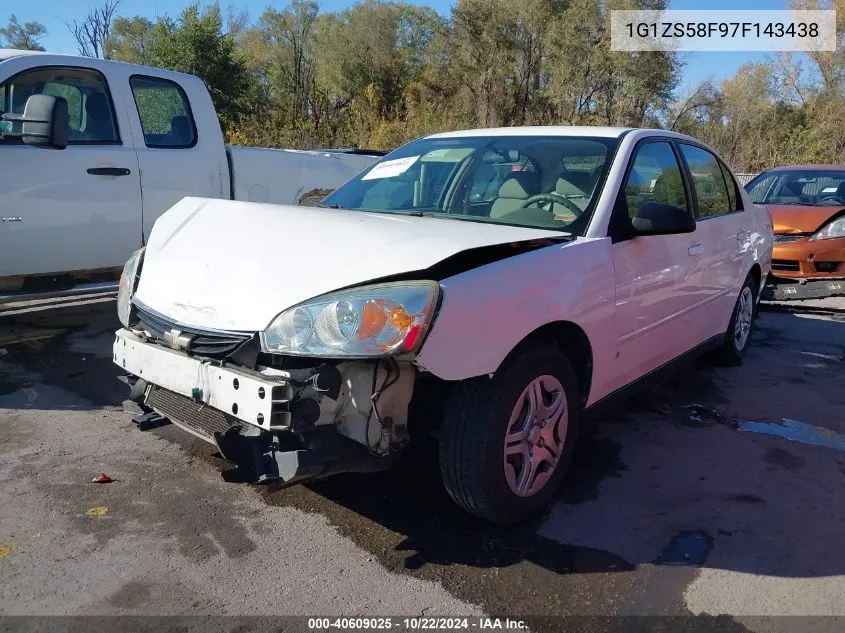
[307,618,527,631]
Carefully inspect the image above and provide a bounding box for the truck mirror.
[1,94,69,149]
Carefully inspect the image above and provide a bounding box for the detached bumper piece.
[124,380,390,487]
[762,278,845,301]
[214,425,392,487]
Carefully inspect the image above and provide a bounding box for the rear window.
[130,75,196,148]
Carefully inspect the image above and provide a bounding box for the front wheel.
[439,345,580,524]
[711,275,758,366]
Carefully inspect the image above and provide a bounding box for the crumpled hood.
[768,204,844,234]
[134,197,564,331]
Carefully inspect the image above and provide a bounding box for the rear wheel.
[439,345,579,524]
[711,275,758,366]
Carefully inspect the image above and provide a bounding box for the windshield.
[322,135,620,235]
[746,169,845,206]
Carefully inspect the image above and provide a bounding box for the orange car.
[746,165,845,300]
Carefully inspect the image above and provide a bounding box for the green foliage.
[106,4,251,132]
[106,16,155,65]
[32,0,842,167]
[1,14,47,51]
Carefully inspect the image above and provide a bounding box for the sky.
[5,0,789,93]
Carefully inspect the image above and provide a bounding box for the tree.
[68,0,122,59]
[145,4,254,131]
[0,14,47,51]
[105,16,154,64]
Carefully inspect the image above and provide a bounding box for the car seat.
[84,93,114,142]
[489,172,542,218]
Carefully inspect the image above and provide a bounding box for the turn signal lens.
[359,300,389,339]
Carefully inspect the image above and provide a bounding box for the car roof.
[761,164,845,173]
[0,49,46,61]
[0,48,200,84]
[426,126,633,139]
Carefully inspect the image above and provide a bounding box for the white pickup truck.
[0,49,380,304]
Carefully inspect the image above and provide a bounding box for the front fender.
[416,237,617,405]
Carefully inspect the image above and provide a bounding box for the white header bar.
[610,10,837,52]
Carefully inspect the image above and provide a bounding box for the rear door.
[127,75,227,241]
[610,139,706,388]
[677,143,748,334]
[0,65,141,277]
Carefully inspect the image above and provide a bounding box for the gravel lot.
[1,297,844,632]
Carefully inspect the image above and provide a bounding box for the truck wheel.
[711,275,758,367]
[439,345,579,525]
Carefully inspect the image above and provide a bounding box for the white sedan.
[114,126,773,524]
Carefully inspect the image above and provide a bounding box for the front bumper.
[114,328,292,433]
[771,236,845,281]
[113,328,408,485]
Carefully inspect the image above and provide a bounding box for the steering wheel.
[817,193,845,204]
[519,192,583,216]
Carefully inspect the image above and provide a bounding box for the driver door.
[0,64,141,278]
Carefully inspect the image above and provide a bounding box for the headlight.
[262,281,439,357]
[117,247,145,328]
[810,216,845,241]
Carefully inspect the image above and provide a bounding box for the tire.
[439,344,580,525]
[711,274,758,367]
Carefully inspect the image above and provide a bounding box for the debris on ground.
[0,543,13,558]
[0,348,7,356]
[681,403,725,424]
[85,506,109,517]
[91,473,113,484]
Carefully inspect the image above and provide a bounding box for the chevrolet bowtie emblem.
[163,329,192,351]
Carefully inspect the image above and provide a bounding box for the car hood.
[767,204,844,234]
[133,197,566,331]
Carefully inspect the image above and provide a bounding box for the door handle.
[87,167,131,176]
[688,242,704,256]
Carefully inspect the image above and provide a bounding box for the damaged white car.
[114,126,772,524]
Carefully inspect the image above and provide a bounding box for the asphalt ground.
[1,297,844,632]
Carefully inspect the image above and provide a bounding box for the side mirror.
[1,94,69,149]
[631,201,695,236]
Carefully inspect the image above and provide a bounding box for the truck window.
[0,67,119,144]
[130,75,196,148]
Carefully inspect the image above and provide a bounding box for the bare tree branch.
[67,0,122,59]
[670,80,715,130]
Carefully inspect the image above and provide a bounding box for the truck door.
[127,75,227,241]
[0,65,141,278]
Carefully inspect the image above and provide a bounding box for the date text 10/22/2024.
[308,618,527,631]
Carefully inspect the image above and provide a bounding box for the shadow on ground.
[2,303,844,622]
[0,303,123,409]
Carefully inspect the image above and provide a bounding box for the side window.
[679,144,731,219]
[718,160,743,211]
[130,75,196,148]
[0,67,119,144]
[623,141,688,219]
